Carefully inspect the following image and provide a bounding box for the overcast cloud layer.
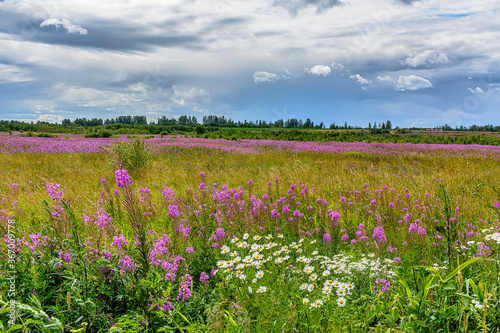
[0,0,499,127]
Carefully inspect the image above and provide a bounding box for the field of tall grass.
[1,136,500,332]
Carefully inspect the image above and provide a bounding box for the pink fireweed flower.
[115,169,132,188]
[200,272,209,284]
[323,233,332,242]
[387,246,397,253]
[327,210,340,222]
[293,210,304,218]
[178,274,192,303]
[46,183,64,201]
[112,235,129,247]
[494,202,500,208]
[139,187,150,193]
[162,187,175,201]
[185,247,195,253]
[393,257,401,263]
[118,255,138,272]
[168,205,179,218]
[58,249,72,263]
[374,278,391,295]
[372,226,386,243]
[215,228,225,240]
[418,227,427,236]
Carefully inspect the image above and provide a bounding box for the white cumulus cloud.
[307,65,331,76]
[40,18,88,35]
[350,74,371,85]
[467,86,485,94]
[377,75,395,84]
[403,50,450,67]
[253,71,279,84]
[396,75,432,91]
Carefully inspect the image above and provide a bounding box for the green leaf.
[443,258,482,283]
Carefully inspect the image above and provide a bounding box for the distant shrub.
[85,130,113,138]
[37,133,57,138]
[109,137,152,172]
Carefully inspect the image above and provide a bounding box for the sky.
[0,0,499,128]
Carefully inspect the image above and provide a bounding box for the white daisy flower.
[309,274,318,281]
[304,266,314,274]
[302,298,309,305]
[312,251,319,256]
[244,256,253,263]
[337,297,346,307]
[257,286,267,293]
[313,299,324,307]
[307,284,315,292]
[243,233,250,239]
[322,286,332,294]
[322,270,330,277]
[277,234,284,238]
[255,270,264,279]
[300,283,308,290]
[253,235,261,241]
[248,286,252,294]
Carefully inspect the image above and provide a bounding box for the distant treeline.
[195,128,500,146]
[1,115,500,145]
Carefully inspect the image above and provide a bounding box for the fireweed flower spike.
[115,169,132,188]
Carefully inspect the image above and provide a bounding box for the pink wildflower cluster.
[115,169,132,188]
[177,274,192,303]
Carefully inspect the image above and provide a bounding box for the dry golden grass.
[1,147,499,234]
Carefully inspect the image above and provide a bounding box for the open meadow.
[2,136,500,332]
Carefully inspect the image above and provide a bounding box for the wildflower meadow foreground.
[1,136,500,332]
